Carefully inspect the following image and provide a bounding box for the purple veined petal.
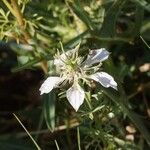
[84,48,110,66]
[66,84,85,111]
[89,72,117,90]
[39,76,64,95]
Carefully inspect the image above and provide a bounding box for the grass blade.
[54,140,60,150]
[140,36,150,49]
[13,113,41,150]
[77,127,81,150]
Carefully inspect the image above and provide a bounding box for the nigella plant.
[40,44,117,111]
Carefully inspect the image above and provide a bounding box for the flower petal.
[66,84,85,111]
[39,77,63,95]
[84,48,110,66]
[89,72,117,90]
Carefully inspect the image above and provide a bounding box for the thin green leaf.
[67,0,95,30]
[11,55,52,73]
[11,58,41,72]
[132,5,144,37]
[81,105,105,117]
[43,90,56,132]
[131,0,150,12]
[93,36,133,43]
[140,20,150,33]
[64,30,89,48]
[100,0,127,37]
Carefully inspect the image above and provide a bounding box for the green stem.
[2,0,16,17]
[77,127,81,150]
[2,0,30,42]
[10,0,30,41]
[140,36,150,49]
[13,113,41,150]
[10,0,24,26]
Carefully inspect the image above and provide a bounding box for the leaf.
[130,0,150,12]
[67,0,95,30]
[17,56,29,65]
[64,30,89,49]
[11,55,52,73]
[100,0,127,37]
[43,90,56,132]
[0,8,6,18]
[10,43,34,55]
[141,20,150,33]
[11,58,41,72]
[132,5,144,37]
[100,84,150,146]
[100,58,150,145]
[93,36,132,43]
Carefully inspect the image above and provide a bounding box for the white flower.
[66,83,85,111]
[40,44,117,111]
[39,77,63,95]
[84,48,110,66]
[54,43,80,67]
[89,72,117,90]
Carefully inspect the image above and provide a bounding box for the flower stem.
[40,61,48,74]
[2,0,16,16]
[10,0,30,42]
[2,0,30,42]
